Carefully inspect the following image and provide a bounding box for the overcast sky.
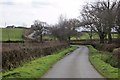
[0,0,95,27]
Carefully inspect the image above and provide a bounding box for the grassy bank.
[2,46,77,79]
[0,28,25,41]
[87,45,119,79]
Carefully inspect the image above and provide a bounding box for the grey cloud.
[32,1,52,5]
[32,1,56,8]
[0,1,15,5]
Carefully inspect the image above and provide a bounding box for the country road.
[42,46,106,79]
[27,31,36,39]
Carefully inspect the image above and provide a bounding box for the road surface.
[27,31,36,39]
[42,46,106,79]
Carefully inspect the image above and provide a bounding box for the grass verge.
[87,45,119,80]
[2,46,77,79]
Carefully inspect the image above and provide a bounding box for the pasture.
[0,28,25,41]
[71,32,118,40]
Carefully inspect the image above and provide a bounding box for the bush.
[103,44,120,52]
[91,43,120,68]
[113,48,120,59]
[100,47,120,68]
[113,48,120,68]
[2,41,69,71]
[92,43,120,52]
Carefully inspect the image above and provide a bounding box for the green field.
[80,32,99,39]
[0,28,25,41]
[71,32,118,40]
[71,32,99,40]
[0,28,118,41]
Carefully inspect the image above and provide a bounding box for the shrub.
[113,48,120,59]
[103,44,120,52]
[92,43,120,68]
[113,48,120,68]
[92,43,120,52]
[2,41,69,71]
[100,48,120,68]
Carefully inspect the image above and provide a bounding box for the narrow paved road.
[42,46,105,79]
[27,31,36,39]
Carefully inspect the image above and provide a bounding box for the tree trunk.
[68,36,71,43]
[40,34,42,42]
[118,34,120,39]
[108,32,112,44]
[90,34,92,42]
[117,29,120,38]
[107,23,112,43]
[90,27,93,40]
[99,34,104,43]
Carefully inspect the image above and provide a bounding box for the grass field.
[71,32,118,40]
[80,32,99,39]
[88,45,119,79]
[1,28,117,41]
[0,28,25,41]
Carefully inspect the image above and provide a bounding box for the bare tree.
[80,0,118,43]
[81,3,107,43]
[115,1,120,38]
[81,10,94,41]
[50,15,79,41]
[31,20,47,42]
[50,25,62,40]
[66,19,80,41]
[100,0,118,43]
